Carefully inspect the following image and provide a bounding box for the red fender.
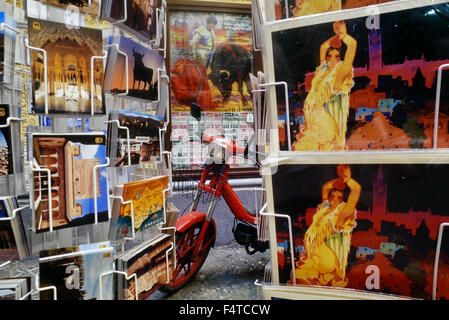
[175,211,217,246]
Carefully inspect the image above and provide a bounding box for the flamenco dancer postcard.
[262,0,449,152]
[263,0,398,21]
[264,151,449,299]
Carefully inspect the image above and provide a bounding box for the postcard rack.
[249,0,449,302]
[0,196,28,274]
[0,0,178,301]
[98,239,174,300]
[0,16,26,197]
[256,202,296,286]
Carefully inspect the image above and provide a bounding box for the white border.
[261,283,417,300]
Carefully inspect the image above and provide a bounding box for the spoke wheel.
[160,220,215,293]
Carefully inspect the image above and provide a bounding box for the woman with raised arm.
[292,20,357,151]
[293,164,361,287]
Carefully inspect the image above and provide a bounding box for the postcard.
[42,0,101,17]
[0,198,30,261]
[264,151,449,299]
[32,133,109,233]
[101,0,162,41]
[116,233,172,300]
[104,36,164,101]
[39,241,114,300]
[27,18,105,115]
[0,12,16,84]
[265,0,397,20]
[108,175,168,240]
[0,277,32,300]
[263,0,449,152]
[0,105,12,175]
[106,110,164,167]
[261,283,413,300]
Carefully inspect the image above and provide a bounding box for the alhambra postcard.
[27,18,105,115]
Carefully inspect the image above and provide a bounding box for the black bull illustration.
[208,43,252,105]
[132,48,154,91]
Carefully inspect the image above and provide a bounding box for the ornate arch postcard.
[27,18,105,115]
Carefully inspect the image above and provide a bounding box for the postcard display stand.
[251,0,449,300]
[0,0,177,301]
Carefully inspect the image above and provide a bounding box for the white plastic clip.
[30,161,53,232]
[0,117,23,129]
[433,64,449,149]
[164,241,174,283]
[155,7,166,58]
[0,260,11,270]
[109,195,135,240]
[111,0,128,25]
[0,201,29,222]
[158,183,177,272]
[0,22,20,35]
[258,202,296,285]
[104,120,131,167]
[152,67,168,105]
[24,38,49,114]
[100,269,138,300]
[93,157,110,222]
[35,274,58,300]
[258,81,291,150]
[432,222,449,300]
[90,52,108,116]
[105,43,129,96]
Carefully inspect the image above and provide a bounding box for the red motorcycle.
[161,134,268,293]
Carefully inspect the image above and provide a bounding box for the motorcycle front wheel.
[160,220,216,293]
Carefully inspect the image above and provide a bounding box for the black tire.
[159,221,215,294]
